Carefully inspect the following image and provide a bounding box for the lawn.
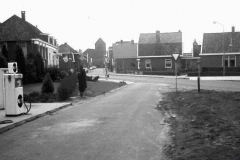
[23,80,126,101]
[159,90,240,160]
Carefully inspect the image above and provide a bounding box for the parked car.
[83,68,88,73]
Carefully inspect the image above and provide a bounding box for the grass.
[23,80,126,102]
[159,90,240,160]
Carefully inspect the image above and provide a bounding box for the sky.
[0,0,239,53]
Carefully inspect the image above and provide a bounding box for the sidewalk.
[0,102,72,134]
[107,72,240,81]
[0,79,131,134]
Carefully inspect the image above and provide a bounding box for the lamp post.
[213,21,225,76]
[197,59,201,93]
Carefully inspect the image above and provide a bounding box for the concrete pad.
[0,102,71,134]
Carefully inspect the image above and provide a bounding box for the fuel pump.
[3,62,31,116]
[0,68,8,110]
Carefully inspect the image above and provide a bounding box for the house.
[180,39,201,71]
[83,38,106,68]
[108,46,113,72]
[58,43,82,71]
[112,40,138,73]
[138,30,182,71]
[200,26,240,68]
[0,11,59,67]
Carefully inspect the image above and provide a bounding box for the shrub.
[44,66,61,82]
[25,53,37,84]
[35,53,44,82]
[26,91,41,102]
[40,93,56,102]
[59,70,68,79]
[0,54,7,68]
[1,45,9,61]
[15,45,26,76]
[57,73,77,101]
[41,73,54,94]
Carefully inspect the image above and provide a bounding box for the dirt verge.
[158,89,240,160]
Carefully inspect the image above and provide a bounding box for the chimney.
[121,40,123,43]
[21,11,25,21]
[232,26,235,32]
[156,30,160,43]
[131,40,134,44]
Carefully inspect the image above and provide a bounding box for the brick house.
[0,11,59,67]
[112,40,138,73]
[83,38,106,68]
[180,39,201,71]
[108,46,113,72]
[58,43,83,72]
[200,26,240,68]
[138,30,182,71]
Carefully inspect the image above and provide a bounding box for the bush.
[44,66,61,82]
[59,70,68,80]
[35,53,44,82]
[15,45,26,76]
[0,54,7,68]
[26,91,40,102]
[25,53,37,84]
[41,73,54,94]
[40,93,56,102]
[57,73,77,101]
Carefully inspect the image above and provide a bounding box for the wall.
[200,55,222,67]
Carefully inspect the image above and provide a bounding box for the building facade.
[200,26,240,68]
[112,40,138,73]
[0,11,59,67]
[83,38,106,68]
[138,30,182,71]
[58,43,82,71]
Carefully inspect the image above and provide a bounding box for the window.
[145,59,151,68]
[223,56,236,67]
[229,56,236,67]
[165,59,172,68]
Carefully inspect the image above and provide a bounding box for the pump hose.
[0,94,32,125]
[23,94,31,114]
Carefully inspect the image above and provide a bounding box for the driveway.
[0,82,169,160]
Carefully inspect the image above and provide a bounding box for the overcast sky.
[1,0,239,53]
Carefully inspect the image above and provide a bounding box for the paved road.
[89,68,240,92]
[0,80,169,160]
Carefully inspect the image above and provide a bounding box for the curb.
[0,103,72,134]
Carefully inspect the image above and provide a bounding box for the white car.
[83,68,88,73]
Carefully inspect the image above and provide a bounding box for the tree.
[15,45,26,76]
[41,73,54,94]
[35,53,44,82]
[25,52,37,83]
[1,45,9,61]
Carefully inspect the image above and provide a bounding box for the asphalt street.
[1,68,239,160]
[0,75,169,160]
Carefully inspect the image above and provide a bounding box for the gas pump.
[4,62,31,116]
[0,68,8,110]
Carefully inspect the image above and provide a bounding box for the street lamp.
[213,21,225,76]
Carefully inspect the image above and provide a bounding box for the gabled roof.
[113,41,138,59]
[95,38,105,44]
[139,32,182,44]
[202,32,240,53]
[58,43,78,54]
[0,15,44,42]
